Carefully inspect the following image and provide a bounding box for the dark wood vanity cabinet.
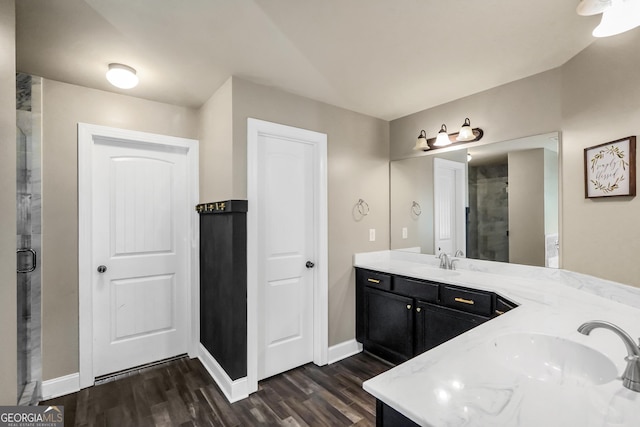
[414,302,489,355]
[356,267,515,363]
[363,287,414,364]
[376,400,420,427]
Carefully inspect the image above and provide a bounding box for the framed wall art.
[584,136,636,198]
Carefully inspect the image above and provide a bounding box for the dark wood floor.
[41,352,391,427]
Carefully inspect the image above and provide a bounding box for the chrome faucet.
[437,253,459,270]
[578,320,640,392]
[438,252,450,269]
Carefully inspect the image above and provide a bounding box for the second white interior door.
[257,132,316,380]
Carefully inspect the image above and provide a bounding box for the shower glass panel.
[16,73,42,405]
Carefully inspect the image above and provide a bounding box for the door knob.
[97,265,107,273]
[305,261,315,269]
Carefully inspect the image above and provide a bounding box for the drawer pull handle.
[416,307,422,313]
[367,278,381,284]
[406,304,412,310]
[495,310,505,315]
[454,297,475,305]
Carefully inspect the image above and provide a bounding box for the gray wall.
[561,29,640,286]
[390,68,562,161]
[0,0,17,405]
[509,149,545,266]
[41,80,198,380]
[198,77,233,202]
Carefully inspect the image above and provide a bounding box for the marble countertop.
[356,251,640,427]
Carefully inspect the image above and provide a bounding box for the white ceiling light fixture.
[576,0,611,16]
[577,0,640,37]
[106,63,139,89]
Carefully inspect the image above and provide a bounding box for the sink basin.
[488,333,618,386]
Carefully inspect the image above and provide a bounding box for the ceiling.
[15,0,599,121]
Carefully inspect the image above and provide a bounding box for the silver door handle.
[16,249,36,273]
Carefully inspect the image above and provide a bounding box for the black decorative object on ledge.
[198,199,248,380]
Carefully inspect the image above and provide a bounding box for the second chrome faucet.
[578,320,640,392]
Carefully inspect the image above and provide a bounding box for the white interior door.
[91,137,189,377]
[257,132,316,380]
[434,158,466,256]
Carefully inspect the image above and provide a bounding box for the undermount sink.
[488,333,618,386]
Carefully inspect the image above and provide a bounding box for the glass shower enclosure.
[16,73,42,405]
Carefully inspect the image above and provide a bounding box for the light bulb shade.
[413,130,430,151]
[106,63,139,89]
[593,0,640,37]
[456,118,476,142]
[576,0,612,16]
[433,124,452,147]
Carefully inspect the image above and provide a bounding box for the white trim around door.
[78,123,199,389]
[247,118,328,395]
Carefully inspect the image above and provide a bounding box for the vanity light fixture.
[414,130,430,151]
[577,0,640,37]
[433,124,452,147]
[414,119,484,151]
[106,63,139,89]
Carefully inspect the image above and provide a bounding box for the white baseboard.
[327,339,363,364]
[198,344,248,403]
[41,373,80,400]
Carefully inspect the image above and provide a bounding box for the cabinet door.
[364,287,414,364]
[415,302,488,355]
[356,268,391,342]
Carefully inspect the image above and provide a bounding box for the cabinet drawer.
[360,270,392,291]
[394,277,439,302]
[441,286,492,317]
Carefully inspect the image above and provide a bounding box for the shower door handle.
[16,249,36,273]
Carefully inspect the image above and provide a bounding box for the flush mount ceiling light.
[414,130,430,151]
[577,0,640,37]
[433,124,452,147]
[106,63,139,89]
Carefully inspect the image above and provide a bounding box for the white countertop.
[356,251,640,427]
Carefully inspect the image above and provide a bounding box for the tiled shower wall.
[467,163,509,263]
[16,73,42,405]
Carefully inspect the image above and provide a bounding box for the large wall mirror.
[390,132,560,268]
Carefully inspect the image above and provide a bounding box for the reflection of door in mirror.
[434,158,466,256]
